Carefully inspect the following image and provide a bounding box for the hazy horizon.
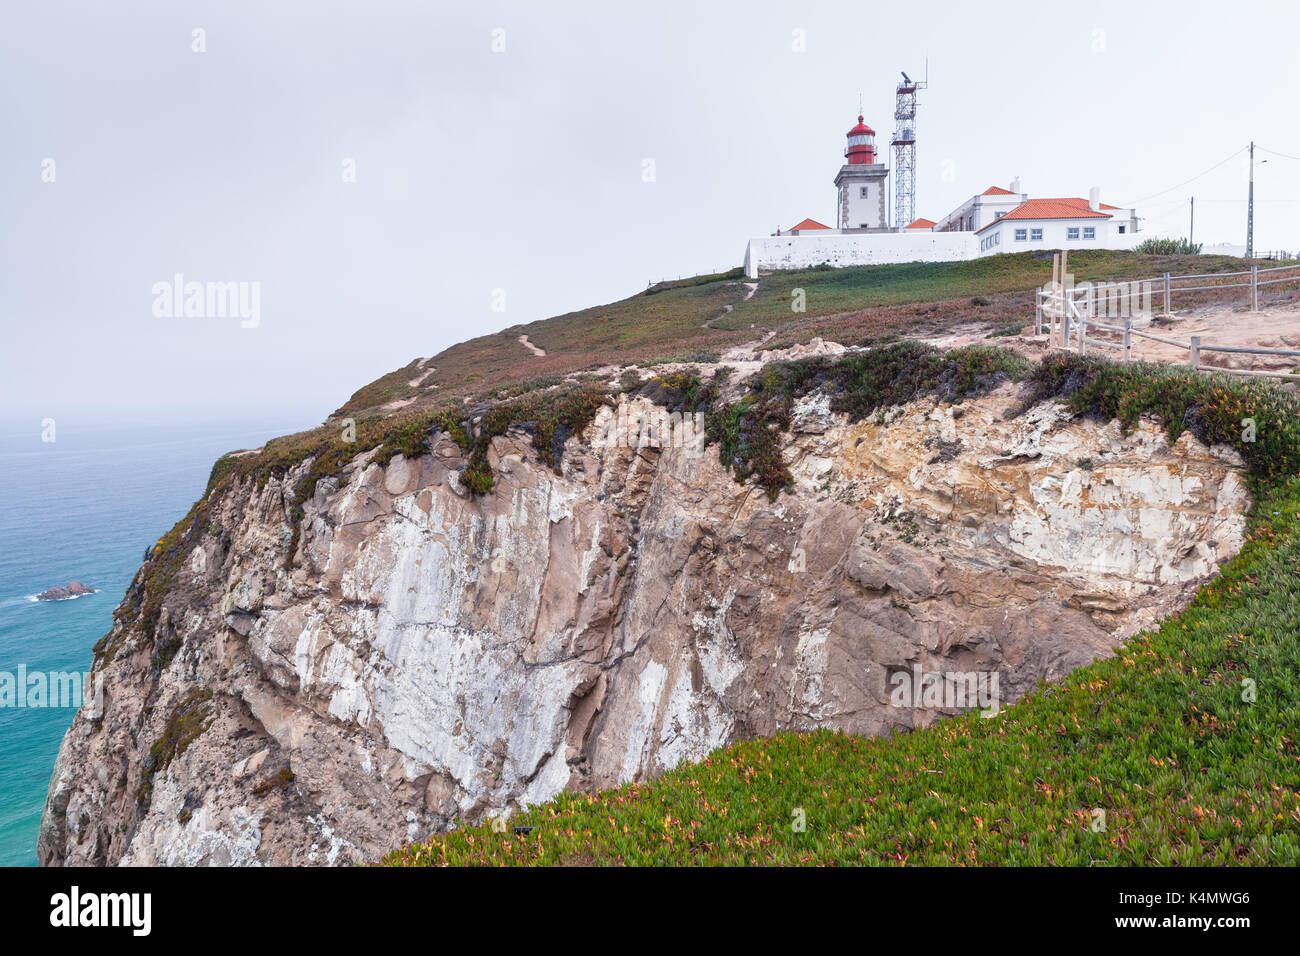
[3,0,1298,427]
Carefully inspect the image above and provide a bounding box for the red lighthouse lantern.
[845,115,876,165]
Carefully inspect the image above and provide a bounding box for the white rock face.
[39,385,1249,866]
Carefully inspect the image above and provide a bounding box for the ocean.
[0,416,312,866]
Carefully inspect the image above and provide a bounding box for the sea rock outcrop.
[36,581,96,602]
[38,383,1249,865]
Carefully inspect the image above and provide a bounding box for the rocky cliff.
[38,377,1249,866]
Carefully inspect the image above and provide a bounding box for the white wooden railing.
[1035,253,1300,381]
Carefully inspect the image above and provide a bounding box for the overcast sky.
[3,0,1298,426]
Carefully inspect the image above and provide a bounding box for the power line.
[1139,209,1194,229]
[1119,146,1247,207]
[1138,197,1195,210]
[1258,145,1300,162]
[1137,204,1197,228]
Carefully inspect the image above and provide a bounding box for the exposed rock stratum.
[39,383,1249,865]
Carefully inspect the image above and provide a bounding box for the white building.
[742,113,1143,276]
[973,189,1140,254]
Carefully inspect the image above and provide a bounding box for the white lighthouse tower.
[833,115,890,231]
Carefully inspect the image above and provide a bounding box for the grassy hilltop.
[335,250,1264,418]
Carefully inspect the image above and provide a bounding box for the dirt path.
[703,281,762,329]
[407,358,439,387]
[720,327,778,362]
[518,334,546,357]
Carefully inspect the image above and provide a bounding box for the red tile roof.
[982,186,1016,196]
[789,218,831,231]
[1056,197,1122,212]
[975,198,1120,233]
[905,217,937,229]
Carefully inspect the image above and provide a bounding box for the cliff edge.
[38,359,1249,865]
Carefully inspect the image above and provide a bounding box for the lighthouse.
[833,115,890,231]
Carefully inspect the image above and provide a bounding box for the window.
[1014,228,1028,241]
[1083,227,1096,240]
[860,187,869,198]
[1067,227,1081,240]
[1031,228,1043,241]
[1118,225,1126,234]
[859,223,869,229]
[995,211,1005,220]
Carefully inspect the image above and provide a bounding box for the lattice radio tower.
[890,67,927,228]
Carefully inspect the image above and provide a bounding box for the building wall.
[977,217,1142,254]
[973,197,1024,231]
[745,231,981,277]
[937,193,1026,232]
[834,166,888,230]
[935,198,972,231]
[1202,242,1246,258]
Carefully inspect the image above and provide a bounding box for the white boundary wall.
[744,232,981,277]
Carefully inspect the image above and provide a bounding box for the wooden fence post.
[1123,316,1132,362]
[1078,304,1087,355]
[1251,265,1259,311]
[1061,250,1070,342]
[1163,272,1171,314]
[1190,335,1201,371]
[1035,290,1043,335]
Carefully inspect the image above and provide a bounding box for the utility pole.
[1247,141,1255,259]
[1189,196,1194,246]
